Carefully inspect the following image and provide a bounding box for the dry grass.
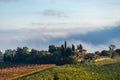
[0,64,55,80]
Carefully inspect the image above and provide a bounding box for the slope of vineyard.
[0,64,55,80]
[18,58,120,80]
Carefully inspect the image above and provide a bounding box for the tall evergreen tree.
[77,44,83,50]
[64,41,67,49]
[72,44,75,51]
[61,44,65,57]
[79,44,83,50]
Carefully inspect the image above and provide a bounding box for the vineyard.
[0,63,55,80]
[18,58,120,80]
[0,58,120,80]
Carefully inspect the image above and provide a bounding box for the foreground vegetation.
[18,58,120,80]
[0,63,55,80]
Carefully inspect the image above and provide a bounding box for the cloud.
[42,9,69,17]
[0,24,120,52]
[0,25,98,51]
[30,23,99,36]
[66,25,120,45]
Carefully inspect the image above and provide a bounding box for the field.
[0,63,55,80]
[18,58,120,80]
[0,58,120,80]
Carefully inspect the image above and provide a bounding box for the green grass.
[18,58,120,80]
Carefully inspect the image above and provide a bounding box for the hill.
[18,57,120,80]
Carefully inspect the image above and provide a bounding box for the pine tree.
[72,44,75,51]
[64,41,67,49]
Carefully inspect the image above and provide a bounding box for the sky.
[0,0,120,52]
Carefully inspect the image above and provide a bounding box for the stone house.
[75,49,87,56]
[75,49,87,62]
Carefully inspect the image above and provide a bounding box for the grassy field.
[0,63,55,80]
[18,58,120,80]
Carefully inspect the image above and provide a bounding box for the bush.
[54,72,60,80]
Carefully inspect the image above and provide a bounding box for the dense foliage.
[2,41,120,65]
[3,41,76,65]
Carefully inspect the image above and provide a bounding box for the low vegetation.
[18,58,120,80]
[0,63,55,80]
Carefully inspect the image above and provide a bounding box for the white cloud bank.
[0,24,120,53]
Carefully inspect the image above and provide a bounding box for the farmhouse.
[75,49,87,56]
[75,49,87,62]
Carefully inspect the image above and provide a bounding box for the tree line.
[2,41,77,65]
[82,44,120,62]
[1,41,120,64]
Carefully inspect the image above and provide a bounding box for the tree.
[30,49,38,55]
[115,49,120,56]
[64,41,67,49]
[109,44,116,58]
[4,49,14,62]
[109,44,116,50]
[72,44,75,51]
[48,45,56,53]
[95,51,100,56]
[14,47,27,63]
[65,47,73,57]
[77,44,83,50]
[23,47,29,54]
[100,50,109,56]
[61,44,65,56]
[16,47,23,55]
[29,49,39,63]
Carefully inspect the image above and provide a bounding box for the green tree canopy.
[48,45,57,53]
